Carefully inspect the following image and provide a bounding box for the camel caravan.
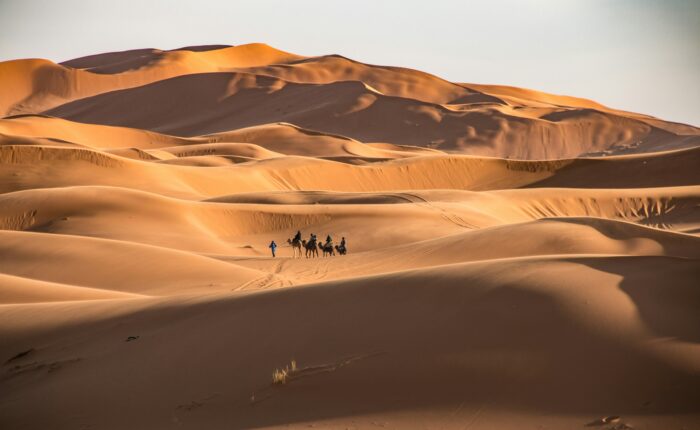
[286,230,347,258]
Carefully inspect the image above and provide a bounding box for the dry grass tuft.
[272,359,297,385]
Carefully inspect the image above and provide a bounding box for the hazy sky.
[1,0,698,125]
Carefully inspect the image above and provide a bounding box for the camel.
[334,245,347,255]
[301,239,319,258]
[287,238,302,258]
[318,242,335,257]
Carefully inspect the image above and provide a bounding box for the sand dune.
[44,70,700,158]
[2,255,698,429]
[0,43,303,116]
[2,185,697,256]
[0,114,193,149]
[1,145,556,198]
[0,273,146,304]
[241,54,482,105]
[1,44,699,429]
[0,230,273,298]
[60,45,234,73]
[204,122,443,159]
[0,115,434,160]
[3,42,697,158]
[2,144,699,203]
[226,216,700,288]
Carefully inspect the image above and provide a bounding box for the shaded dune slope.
[44,71,699,158]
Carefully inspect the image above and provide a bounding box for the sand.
[1,44,699,430]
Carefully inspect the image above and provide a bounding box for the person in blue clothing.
[269,240,278,257]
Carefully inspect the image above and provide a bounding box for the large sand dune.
[43,71,700,158]
[1,44,698,429]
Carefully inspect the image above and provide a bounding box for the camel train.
[287,231,347,259]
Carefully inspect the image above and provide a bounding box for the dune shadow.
[525,147,700,189]
[572,255,700,344]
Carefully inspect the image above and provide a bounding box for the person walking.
[269,240,278,258]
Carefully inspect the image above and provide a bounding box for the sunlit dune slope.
[0,230,270,299]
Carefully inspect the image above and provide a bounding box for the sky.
[1,0,698,126]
